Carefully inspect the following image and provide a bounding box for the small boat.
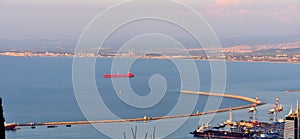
[103,72,134,78]
[248,107,256,112]
[267,108,275,114]
[47,125,58,128]
[218,123,225,128]
[4,122,17,130]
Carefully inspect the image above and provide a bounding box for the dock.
[17,91,265,127]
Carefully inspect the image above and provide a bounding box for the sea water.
[1,57,299,138]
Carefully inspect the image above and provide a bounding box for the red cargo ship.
[103,72,134,78]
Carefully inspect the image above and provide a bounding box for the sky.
[0,0,299,41]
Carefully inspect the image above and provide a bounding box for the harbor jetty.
[181,90,262,104]
[16,91,265,127]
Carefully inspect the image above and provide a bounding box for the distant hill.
[0,39,76,52]
[0,35,299,52]
[219,34,300,47]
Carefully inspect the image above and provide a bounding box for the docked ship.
[190,124,251,138]
[4,122,17,130]
[190,97,293,139]
[190,121,284,139]
[103,72,134,78]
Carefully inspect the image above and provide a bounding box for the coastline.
[1,55,300,65]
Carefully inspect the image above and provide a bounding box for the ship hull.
[103,72,134,78]
[5,124,17,130]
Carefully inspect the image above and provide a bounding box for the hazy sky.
[0,0,299,40]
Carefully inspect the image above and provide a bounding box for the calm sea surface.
[1,57,300,139]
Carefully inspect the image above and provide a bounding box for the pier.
[181,90,262,104]
[17,91,265,127]
[285,90,300,93]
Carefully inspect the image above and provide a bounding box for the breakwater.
[17,91,265,127]
[181,90,262,104]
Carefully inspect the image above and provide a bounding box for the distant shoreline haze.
[0,34,299,52]
[1,35,300,64]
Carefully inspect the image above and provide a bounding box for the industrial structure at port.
[190,98,300,139]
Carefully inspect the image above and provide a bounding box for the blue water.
[0,57,299,139]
